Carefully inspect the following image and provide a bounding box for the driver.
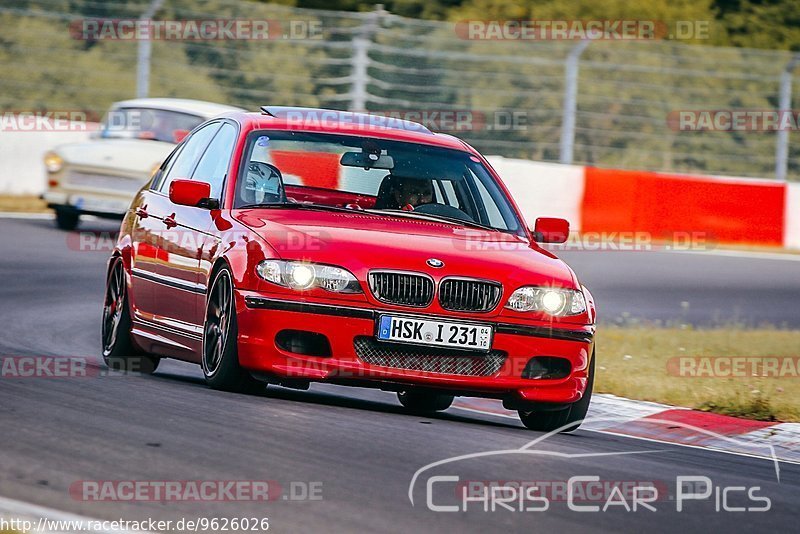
[392,177,433,209]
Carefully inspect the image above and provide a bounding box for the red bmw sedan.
[103,107,596,432]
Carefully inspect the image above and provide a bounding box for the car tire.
[202,266,263,393]
[102,258,160,374]
[55,207,80,231]
[518,350,595,433]
[398,390,454,414]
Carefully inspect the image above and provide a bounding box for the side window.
[439,180,459,208]
[191,123,237,199]
[473,174,506,228]
[451,178,480,222]
[157,123,221,193]
[151,145,183,191]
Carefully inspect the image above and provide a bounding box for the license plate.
[68,171,143,193]
[377,315,493,352]
[70,195,129,215]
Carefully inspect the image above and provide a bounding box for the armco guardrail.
[490,156,800,249]
[1,121,797,249]
[0,123,92,195]
[2,1,799,180]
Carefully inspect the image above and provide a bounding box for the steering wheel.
[413,202,475,222]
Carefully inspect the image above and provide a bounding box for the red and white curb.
[453,394,800,464]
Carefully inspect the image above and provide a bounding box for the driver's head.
[393,177,433,208]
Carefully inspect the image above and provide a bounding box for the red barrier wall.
[270,151,341,190]
[581,167,786,246]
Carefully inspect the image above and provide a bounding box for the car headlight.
[257,260,361,293]
[287,263,315,289]
[44,152,63,173]
[506,286,586,316]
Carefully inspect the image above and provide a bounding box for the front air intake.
[368,271,434,307]
[439,278,502,313]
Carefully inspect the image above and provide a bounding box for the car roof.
[111,98,244,118]
[261,106,435,135]
[222,107,474,153]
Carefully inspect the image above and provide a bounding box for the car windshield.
[236,130,523,234]
[99,107,205,143]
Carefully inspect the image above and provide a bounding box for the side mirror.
[169,179,218,209]
[532,217,569,243]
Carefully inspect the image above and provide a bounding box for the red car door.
[129,144,187,319]
[129,189,166,318]
[144,122,222,342]
[182,121,239,298]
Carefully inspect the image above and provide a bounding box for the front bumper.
[43,190,130,216]
[43,165,147,216]
[235,291,595,406]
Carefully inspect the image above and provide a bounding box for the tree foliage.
[292,0,800,50]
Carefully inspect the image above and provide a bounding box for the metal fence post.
[559,39,590,165]
[350,38,369,112]
[349,5,384,112]
[136,0,165,99]
[776,54,799,181]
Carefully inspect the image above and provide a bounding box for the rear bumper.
[236,291,595,406]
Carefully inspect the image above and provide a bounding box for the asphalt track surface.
[0,215,799,533]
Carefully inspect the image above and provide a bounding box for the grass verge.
[597,326,800,422]
[0,195,47,213]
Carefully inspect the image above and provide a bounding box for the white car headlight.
[317,265,355,292]
[257,260,361,293]
[287,263,316,289]
[44,152,63,173]
[506,286,586,316]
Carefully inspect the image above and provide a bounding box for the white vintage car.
[42,98,243,230]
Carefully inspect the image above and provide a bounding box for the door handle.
[135,207,149,219]
[163,215,177,229]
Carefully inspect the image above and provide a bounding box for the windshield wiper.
[237,203,501,232]
[366,209,499,232]
[237,202,367,214]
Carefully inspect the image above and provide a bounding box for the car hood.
[54,139,174,174]
[234,209,579,289]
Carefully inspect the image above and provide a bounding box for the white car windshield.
[99,107,205,143]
